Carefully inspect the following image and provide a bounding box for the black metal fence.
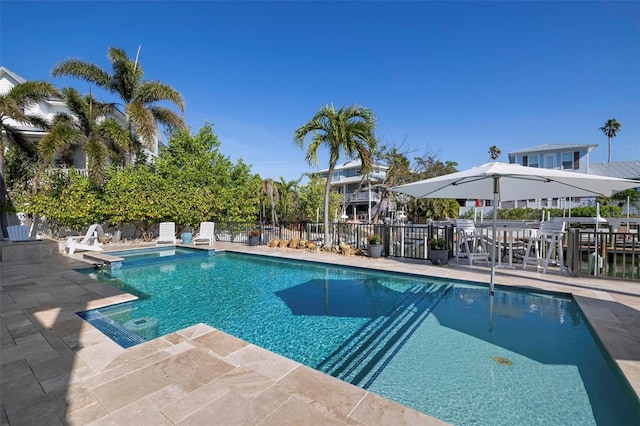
[214,221,640,281]
[214,221,455,260]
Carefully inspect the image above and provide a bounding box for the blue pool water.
[106,246,213,268]
[79,250,640,425]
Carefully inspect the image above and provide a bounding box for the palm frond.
[97,118,129,164]
[127,102,156,149]
[52,60,111,89]
[23,114,51,130]
[2,124,32,153]
[149,106,186,130]
[38,119,78,165]
[9,81,60,104]
[137,81,185,112]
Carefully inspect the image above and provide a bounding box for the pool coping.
[1,241,639,424]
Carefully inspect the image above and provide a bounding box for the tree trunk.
[0,138,4,177]
[608,136,611,163]
[323,162,336,247]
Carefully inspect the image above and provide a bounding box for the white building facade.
[315,160,389,222]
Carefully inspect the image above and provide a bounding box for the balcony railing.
[344,192,381,203]
[45,168,89,177]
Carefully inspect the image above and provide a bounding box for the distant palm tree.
[275,177,301,222]
[488,145,501,161]
[294,104,377,246]
[52,46,186,166]
[261,178,280,224]
[0,80,60,176]
[600,119,621,163]
[39,87,127,185]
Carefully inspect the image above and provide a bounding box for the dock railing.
[568,228,639,281]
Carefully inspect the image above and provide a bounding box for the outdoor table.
[479,224,535,268]
[495,225,533,268]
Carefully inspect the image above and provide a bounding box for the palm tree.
[275,177,301,222]
[52,46,186,166]
[488,145,501,161]
[294,104,377,246]
[0,80,60,176]
[600,119,621,163]
[261,178,280,224]
[39,87,127,185]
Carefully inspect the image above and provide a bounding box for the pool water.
[79,251,640,425]
[106,246,213,269]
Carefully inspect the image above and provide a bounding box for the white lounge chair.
[65,224,103,254]
[193,222,215,246]
[7,225,30,241]
[156,222,176,245]
[455,219,490,266]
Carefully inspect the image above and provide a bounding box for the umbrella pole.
[490,176,499,295]
[489,292,494,333]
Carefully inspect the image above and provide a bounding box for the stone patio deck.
[1,239,639,425]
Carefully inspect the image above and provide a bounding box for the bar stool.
[455,219,490,266]
[522,221,566,273]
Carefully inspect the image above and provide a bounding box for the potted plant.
[248,229,262,246]
[367,234,384,258]
[429,237,449,265]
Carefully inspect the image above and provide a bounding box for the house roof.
[508,144,598,155]
[0,66,26,84]
[589,161,640,180]
[317,159,388,173]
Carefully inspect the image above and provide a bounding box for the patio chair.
[455,219,489,266]
[156,222,177,245]
[193,222,215,246]
[64,224,103,255]
[7,225,30,241]
[522,220,566,273]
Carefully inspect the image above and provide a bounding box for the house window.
[527,155,539,168]
[562,152,579,170]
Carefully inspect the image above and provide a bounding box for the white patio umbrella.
[392,162,639,294]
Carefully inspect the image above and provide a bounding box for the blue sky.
[2,1,639,181]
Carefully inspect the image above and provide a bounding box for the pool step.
[318,283,451,387]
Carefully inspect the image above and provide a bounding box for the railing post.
[447,225,454,259]
[568,229,581,277]
[383,224,390,257]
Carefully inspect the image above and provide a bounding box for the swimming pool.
[79,250,640,425]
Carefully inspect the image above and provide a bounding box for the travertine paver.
[1,239,639,425]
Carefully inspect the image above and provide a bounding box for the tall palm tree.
[39,87,127,185]
[52,46,186,166]
[0,80,60,176]
[600,119,621,163]
[294,104,377,246]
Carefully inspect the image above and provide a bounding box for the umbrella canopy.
[393,162,638,200]
[392,162,639,293]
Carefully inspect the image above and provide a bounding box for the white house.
[315,160,389,222]
[502,143,599,209]
[508,143,598,173]
[460,143,638,216]
[0,66,161,172]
